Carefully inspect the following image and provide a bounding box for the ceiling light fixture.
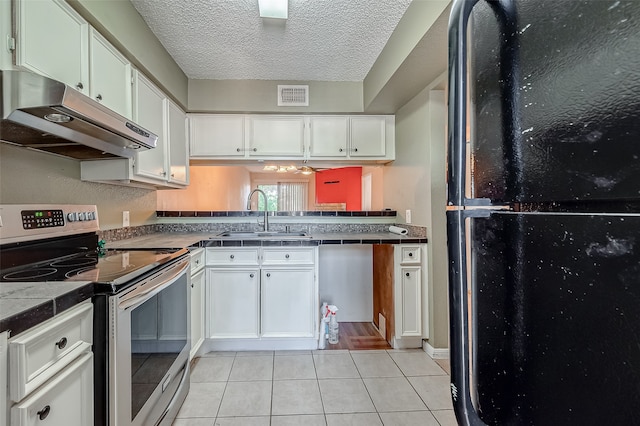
[263,165,278,171]
[258,0,288,19]
[276,166,289,173]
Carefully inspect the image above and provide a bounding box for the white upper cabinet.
[309,116,349,158]
[190,114,245,157]
[89,28,132,118]
[247,116,305,157]
[81,72,189,189]
[133,70,167,181]
[15,0,89,94]
[189,114,395,163]
[350,116,387,157]
[167,99,189,185]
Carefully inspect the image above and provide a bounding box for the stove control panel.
[0,204,99,244]
[22,209,65,229]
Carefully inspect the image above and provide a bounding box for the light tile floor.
[173,349,456,426]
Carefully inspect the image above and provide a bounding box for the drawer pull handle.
[191,283,194,288]
[96,94,103,101]
[230,254,235,259]
[76,82,83,90]
[285,254,290,259]
[408,252,413,257]
[266,273,271,277]
[250,273,254,278]
[37,405,51,420]
[55,337,67,350]
[406,272,410,277]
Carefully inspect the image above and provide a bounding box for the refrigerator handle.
[447,0,519,207]
[447,208,487,426]
[447,0,481,208]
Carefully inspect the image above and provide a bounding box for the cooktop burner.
[0,249,183,288]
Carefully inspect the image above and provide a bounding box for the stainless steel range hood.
[0,70,157,160]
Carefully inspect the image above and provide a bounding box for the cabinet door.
[190,269,205,360]
[15,0,89,94]
[133,71,167,181]
[248,116,305,157]
[206,269,260,338]
[309,116,348,158]
[89,28,132,118]
[397,266,422,337]
[261,269,315,337]
[167,100,189,185]
[189,115,245,157]
[11,352,93,426]
[350,116,386,157]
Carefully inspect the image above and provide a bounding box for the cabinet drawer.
[190,248,205,274]
[262,248,315,265]
[11,351,93,426]
[206,248,260,266]
[400,246,421,264]
[9,302,93,402]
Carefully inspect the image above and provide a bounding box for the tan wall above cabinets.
[188,80,363,114]
[189,114,395,164]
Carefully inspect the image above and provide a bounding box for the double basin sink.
[213,231,311,240]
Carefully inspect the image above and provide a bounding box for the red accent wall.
[315,167,362,210]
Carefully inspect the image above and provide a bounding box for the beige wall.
[362,166,385,211]
[385,75,448,349]
[67,0,188,108]
[0,144,157,229]
[156,166,251,211]
[189,80,363,113]
[364,0,450,110]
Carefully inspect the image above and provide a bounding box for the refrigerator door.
[470,0,640,203]
[469,212,640,425]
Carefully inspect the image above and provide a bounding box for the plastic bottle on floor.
[328,305,339,344]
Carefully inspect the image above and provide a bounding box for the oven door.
[109,257,191,426]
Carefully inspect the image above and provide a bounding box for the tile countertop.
[0,281,94,336]
[106,232,428,249]
[1,232,427,336]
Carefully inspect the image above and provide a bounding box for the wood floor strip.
[325,322,392,351]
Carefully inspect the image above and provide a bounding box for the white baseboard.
[423,341,449,359]
[203,337,318,352]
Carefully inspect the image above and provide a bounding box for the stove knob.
[85,211,93,221]
[89,211,96,220]
[67,212,77,222]
[78,212,86,221]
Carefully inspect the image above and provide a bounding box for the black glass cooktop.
[0,249,183,285]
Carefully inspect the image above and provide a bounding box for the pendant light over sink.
[258,0,288,19]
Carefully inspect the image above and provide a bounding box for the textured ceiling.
[130,0,412,81]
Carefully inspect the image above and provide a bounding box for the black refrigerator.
[446,0,640,425]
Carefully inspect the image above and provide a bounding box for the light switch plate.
[405,209,412,224]
[122,211,130,227]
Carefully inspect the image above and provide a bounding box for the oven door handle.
[118,258,189,310]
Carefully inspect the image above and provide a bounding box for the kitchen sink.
[212,231,311,239]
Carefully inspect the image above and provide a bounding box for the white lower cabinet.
[10,352,93,426]
[189,248,205,360]
[207,269,260,338]
[205,247,318,349]
[261,269,315,338]
[7,302,93,426]
[393,245,427,347]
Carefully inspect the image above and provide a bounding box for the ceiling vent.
[277,85,309,107]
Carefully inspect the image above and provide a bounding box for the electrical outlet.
[405,209,412,224]
[122,211,130,227]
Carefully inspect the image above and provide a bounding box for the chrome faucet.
[247,189,269,232]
